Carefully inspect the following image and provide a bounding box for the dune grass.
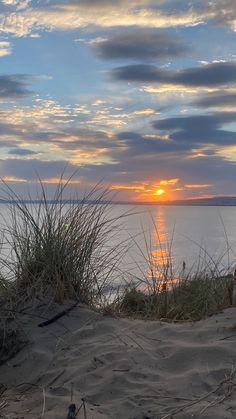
[118,275,232,321]
[0,177,130,363]
[0,179,128,306]
[116,223,234,321]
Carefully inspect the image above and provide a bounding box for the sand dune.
[1,304,236,418]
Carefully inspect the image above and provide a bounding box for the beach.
[0,0,236,417]
[1,303,236,418]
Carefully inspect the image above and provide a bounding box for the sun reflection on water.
[145,207,182,292]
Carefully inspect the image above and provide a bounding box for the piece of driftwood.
[38,301,79,328]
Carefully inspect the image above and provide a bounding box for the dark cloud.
[195,92,236,108]
[0,158,83,199]
[77,0,124,4]
[1,137,236,199]
[93,29,187,60]
[112,64,167,82]
[153,113,236,131]
[111,62,236,86]
[80,151,236,195]
[22,128,120,151]
[153,113,236,145]
[0,122,116,152]
[0,75,34,98]
[116,131,193,155]
[8,148,39,156]
[69,0,166,6]
[203,0,236,29]
[167,154,236,187]
[108,128,236,190]
[0,121,22,136]
[0,158,78,181]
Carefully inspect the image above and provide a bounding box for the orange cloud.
[184,184,212,189]
[40,178,81,185]
[2,176,81,185]
[159,178,179,186]
[1,176,28,183]
[111,184,145,191]
[187,194,215,200]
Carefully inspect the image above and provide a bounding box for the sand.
[1,303,236,419]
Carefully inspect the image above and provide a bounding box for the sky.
[0,0,235,201]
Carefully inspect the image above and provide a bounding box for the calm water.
[111,205,236,280]
[1,203,236,282]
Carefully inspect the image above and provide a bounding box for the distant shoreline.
[1,196,236,206]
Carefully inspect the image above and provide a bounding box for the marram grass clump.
[1,179,127,306]
[0,178,129,364]
[115,222,234,321]
[118,275,233,321]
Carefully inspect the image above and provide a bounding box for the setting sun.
[155,189,165,196]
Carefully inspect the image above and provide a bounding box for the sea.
[110,204,236,282]
[1,203,236,284]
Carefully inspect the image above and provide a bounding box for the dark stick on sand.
[38,301,79,328]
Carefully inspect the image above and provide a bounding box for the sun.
[155,189,165,196]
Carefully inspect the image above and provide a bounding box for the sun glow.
[155,189,165,196]
[110,178,188,202]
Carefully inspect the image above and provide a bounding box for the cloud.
[0,41,12,57]
[78,148,236,200]
[0,158,78,181]
[0,74,34,98]
[0,121,22,136]
[0,0,236,39]
[1,135,236,201]
[184,183,211,189]
[1,146,235,202]
[0,99,131,166]
[159,178,179,185]
[153,113,236,131]
[201,0,236,31]
[111,62,236,87]
[116,131,192,154]
[2,0,31,9]
[72,0,165,5]
[92,29,188,60]
[195,91,236,109]
[142,85,217,95]
[1,92,236,200]
[0,1,207,38]
[0,97,157,140]
[153,112,236,146]
[8,148,39,156]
